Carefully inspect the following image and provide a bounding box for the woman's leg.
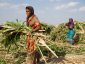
[33,51,41,64]
[33,52,36,64]
[26,53,33,64]
[36,51,41,63]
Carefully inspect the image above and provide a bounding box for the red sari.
[26,15,41,54]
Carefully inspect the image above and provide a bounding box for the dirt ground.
[46,54,85,64]
[24,54,85,64]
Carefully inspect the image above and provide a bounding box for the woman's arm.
[32,23,41,31]
[32,16,41,31]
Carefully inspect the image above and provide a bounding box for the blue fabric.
[67,29,75,44]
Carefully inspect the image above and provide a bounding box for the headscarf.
[26,6,34,20]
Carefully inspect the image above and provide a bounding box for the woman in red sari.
[25,6,41,64]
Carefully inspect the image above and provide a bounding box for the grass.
[0,58,6,64]
[0,21,85,64]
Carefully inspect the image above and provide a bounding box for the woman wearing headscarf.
[66,18,75,44]
[25,6,41,64]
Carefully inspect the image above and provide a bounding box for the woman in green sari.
[66,18,75,44]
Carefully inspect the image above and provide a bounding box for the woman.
[25,6,41,64]
[66,18,75,44]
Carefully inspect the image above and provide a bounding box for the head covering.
[69,18,73,23]
[26,6,34,19]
